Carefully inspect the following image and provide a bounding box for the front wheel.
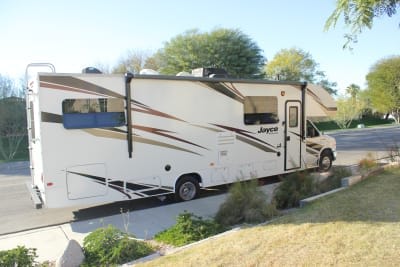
[175,175,199,201]
[318,151,333,172]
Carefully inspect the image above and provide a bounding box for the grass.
[137,167,400,266]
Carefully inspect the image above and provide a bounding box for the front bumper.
[332,150,337,161]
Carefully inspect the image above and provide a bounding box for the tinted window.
[244,96,279,125]
[62,98,125,129]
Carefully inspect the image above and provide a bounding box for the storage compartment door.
[66,163,108,200]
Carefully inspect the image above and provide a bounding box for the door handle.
[286,136,290,141]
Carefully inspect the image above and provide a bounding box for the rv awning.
[306,84,337,119]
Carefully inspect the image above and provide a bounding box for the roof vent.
[139,69,159,75]
[191,68,228,78]
[82,67,102,74]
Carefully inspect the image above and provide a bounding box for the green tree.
[265,48,337,94]
[0,75,27,161]
[365,55,400,123]
[325,0,400,48]
[156,28,265,78]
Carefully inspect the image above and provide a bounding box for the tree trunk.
[392,109,400,124]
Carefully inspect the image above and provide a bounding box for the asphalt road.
[331,126,400,152]
[0,163,89,235]
[0,125,399,235]
[329,125,400,166]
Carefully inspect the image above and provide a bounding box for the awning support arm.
[125,72,134,158]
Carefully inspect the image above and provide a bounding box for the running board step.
[25,182,43,209]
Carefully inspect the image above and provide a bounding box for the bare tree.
[334,85,366,129]
[112,49,154,74]
[0,75,15,98]
[0,75,27,160]
[92,61,113,74]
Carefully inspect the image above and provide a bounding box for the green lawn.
[138,167,400,266]
[315,117,395,131]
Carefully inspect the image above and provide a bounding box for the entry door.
[285,101,302,170]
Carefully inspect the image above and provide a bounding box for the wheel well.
[320,148,333,158]
[318,148,334,172]
[317,149,333,166]
[175,173,202,188]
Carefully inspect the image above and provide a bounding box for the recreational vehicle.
[25,64,336,208]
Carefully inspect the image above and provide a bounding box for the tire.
[318,150,333,172]
[175,175,199,201]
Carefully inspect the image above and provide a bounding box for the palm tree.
[346,83,361,104]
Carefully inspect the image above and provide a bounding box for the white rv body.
[26,68,336,208]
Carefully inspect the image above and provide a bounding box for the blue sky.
[1,0,399,94]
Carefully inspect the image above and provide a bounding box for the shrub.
[82,225,153,266]
[318,166,352,193]
[358,153,377,174]
[155,211,225,246]
[386,142,400,162]
[0,246,37,267]
[274,171,318,209]
[215,179,278,226]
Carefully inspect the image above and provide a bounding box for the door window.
[288,106,298,128]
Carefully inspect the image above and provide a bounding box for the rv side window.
[62,98,126,129]
[306,121,320,138]
[244,96,279,125]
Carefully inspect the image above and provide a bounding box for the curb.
[299,187,345,208]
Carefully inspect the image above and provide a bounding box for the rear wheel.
[319,150,333,172]
[175,175,199,201]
